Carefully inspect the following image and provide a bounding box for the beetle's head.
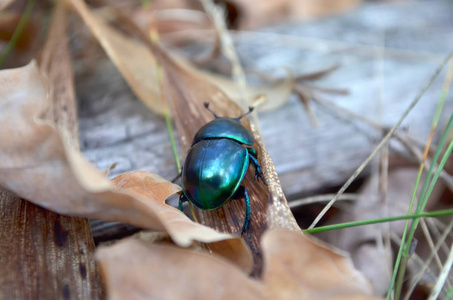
[204,102,254,122]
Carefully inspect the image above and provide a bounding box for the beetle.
[176,102,266,250]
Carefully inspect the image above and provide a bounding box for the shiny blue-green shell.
[182,139,249,210]
[192,118,254,146]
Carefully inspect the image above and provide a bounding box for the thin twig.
[294,64,341,81]
[199,0,263,134]
[294,88,318,127]
[420,219,444,272]
[426,218,452,256]
[404,218,453,300]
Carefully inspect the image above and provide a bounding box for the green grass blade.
[387,59,453,299]
[386,164,423,299]
[303,209,453,234]
[393,116,453,299]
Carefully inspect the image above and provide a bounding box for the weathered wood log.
[0,4,101,299]
[76,1,453,238]
[77,0,453,199]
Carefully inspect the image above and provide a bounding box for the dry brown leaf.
[96,228,381,300]
[69,0,293,116]
[0,62,240,247]
[69,0,165,115]
[0,0,13,11]
[232,0,361,29]
[97,238,266,300]
[262,228,378,299]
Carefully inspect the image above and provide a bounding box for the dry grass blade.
[404,218,453,299]
[428,242,453,300]
[289,193,362,208]
[200,0,248,104]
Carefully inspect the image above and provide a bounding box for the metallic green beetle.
[177,103,266,249]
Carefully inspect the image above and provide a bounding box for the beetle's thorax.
[191,117,254,146]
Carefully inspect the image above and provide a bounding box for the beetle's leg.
[178,193,187,212]
[247,148,267,186]
[232,186,258,254]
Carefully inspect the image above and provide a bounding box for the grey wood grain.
[78,0,453,203]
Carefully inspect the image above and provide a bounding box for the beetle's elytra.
[177,102,266,251]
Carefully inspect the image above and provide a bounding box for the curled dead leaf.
[96,228,381,300]
[0,62,240,248]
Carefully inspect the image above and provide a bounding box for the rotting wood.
[0,3,101,299]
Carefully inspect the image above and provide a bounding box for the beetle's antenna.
[236,106,254,120]
[204,102,219,119]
